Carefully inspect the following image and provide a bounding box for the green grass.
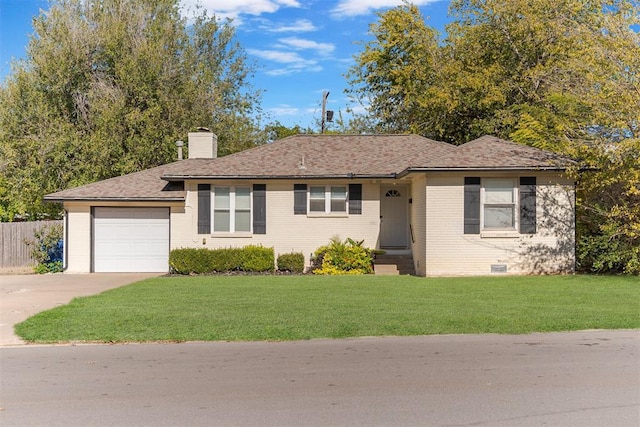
[15,275,640,343]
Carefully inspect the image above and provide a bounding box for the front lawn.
[15,275,640,343]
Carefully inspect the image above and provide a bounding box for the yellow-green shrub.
[311,237,373,275]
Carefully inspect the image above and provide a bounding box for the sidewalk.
[0,273,161,346]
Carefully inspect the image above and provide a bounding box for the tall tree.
[345,4,443,137]
[0,0,262,220]
[348,0,640,273]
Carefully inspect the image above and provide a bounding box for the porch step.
[373,254,415,276]
[373,264,400,275]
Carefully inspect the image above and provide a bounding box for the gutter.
[163,167,577,181]
[43,196,186,203]
[396,166,572,178]
[161,173,397,181]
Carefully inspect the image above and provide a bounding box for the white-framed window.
[482,178,516,230]
[309,185,347,213]
[213,186,252,232]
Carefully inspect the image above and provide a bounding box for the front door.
[380,185,408,248]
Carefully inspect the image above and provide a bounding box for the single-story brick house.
[45,131,576,276]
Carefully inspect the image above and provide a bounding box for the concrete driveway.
[0,273,161,346]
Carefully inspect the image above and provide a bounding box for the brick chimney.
[187,128,217,159]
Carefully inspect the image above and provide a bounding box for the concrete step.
[373,264,399,275]
[373,254,416,275]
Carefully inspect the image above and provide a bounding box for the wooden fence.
[0,220,63,268]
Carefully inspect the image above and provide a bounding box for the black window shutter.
[519,177,537,234]
[348,184,362,214]
[197,184,211,234]
[464,177,481,234]
[294,184,307,214]
[253,184,266,234]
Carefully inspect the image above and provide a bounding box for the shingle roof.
[404,135,575,171]
[44,163,186,202]
[162,134,455,179]
[44,134,575,201]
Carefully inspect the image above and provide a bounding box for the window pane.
[213,211,230,232]
[310,199,325,212]
[214,187,230,209]
[484,179,513,204]
[235,210,251,232]
[331,186,346,199]
[310,186,326,212]
[310,187,325,199]
[235,187,251,209]
[330,186,346,212]
[484,206,514,229]
[331,199,346,212]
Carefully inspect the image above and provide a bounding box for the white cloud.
[248,48,322,76]
[331,0,440,18]
[268,19,317,33]
[270,105,300,115]
[181,0,301,20]
[248,49,304,63]
[277,37,335,56]
[266,63,323,76]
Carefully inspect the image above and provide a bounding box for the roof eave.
[398,166,572,177]
[43,196,186,203]
[161,173,397,181]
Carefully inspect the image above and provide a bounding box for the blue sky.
[0,0,452,128]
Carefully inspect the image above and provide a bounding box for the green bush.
[311,237,374,275]
[25,223,64,274]
[240,245,276,272]
[209,247,241,272]
[169,248,214,274]
[578,234,640,275]
[277,252,305,273]
[33,261,63,274]
[169,246,274,274]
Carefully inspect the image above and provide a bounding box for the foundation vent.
[491,264,507,273]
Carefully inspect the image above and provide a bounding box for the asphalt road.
[1,330,638,426]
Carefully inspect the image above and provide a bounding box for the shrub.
[240,245,275,272]
[33,261,63,274]
[25,223,64,274]
[209,247,241,272]
[169,248,215,274]
[169,246,274,274]
[277,252,305,273]
[311,236,374,275]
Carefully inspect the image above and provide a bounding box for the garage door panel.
[94,207,169,272]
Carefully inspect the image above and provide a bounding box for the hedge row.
[169,246,275,274]
[170,241,373,275]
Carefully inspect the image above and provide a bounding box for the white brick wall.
[409,175,427,276]
[64,204,91,273]
[171,180,382,268]
[63,172,575,276]
[423,172,575,276]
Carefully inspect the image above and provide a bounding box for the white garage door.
[94,207,169,272]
